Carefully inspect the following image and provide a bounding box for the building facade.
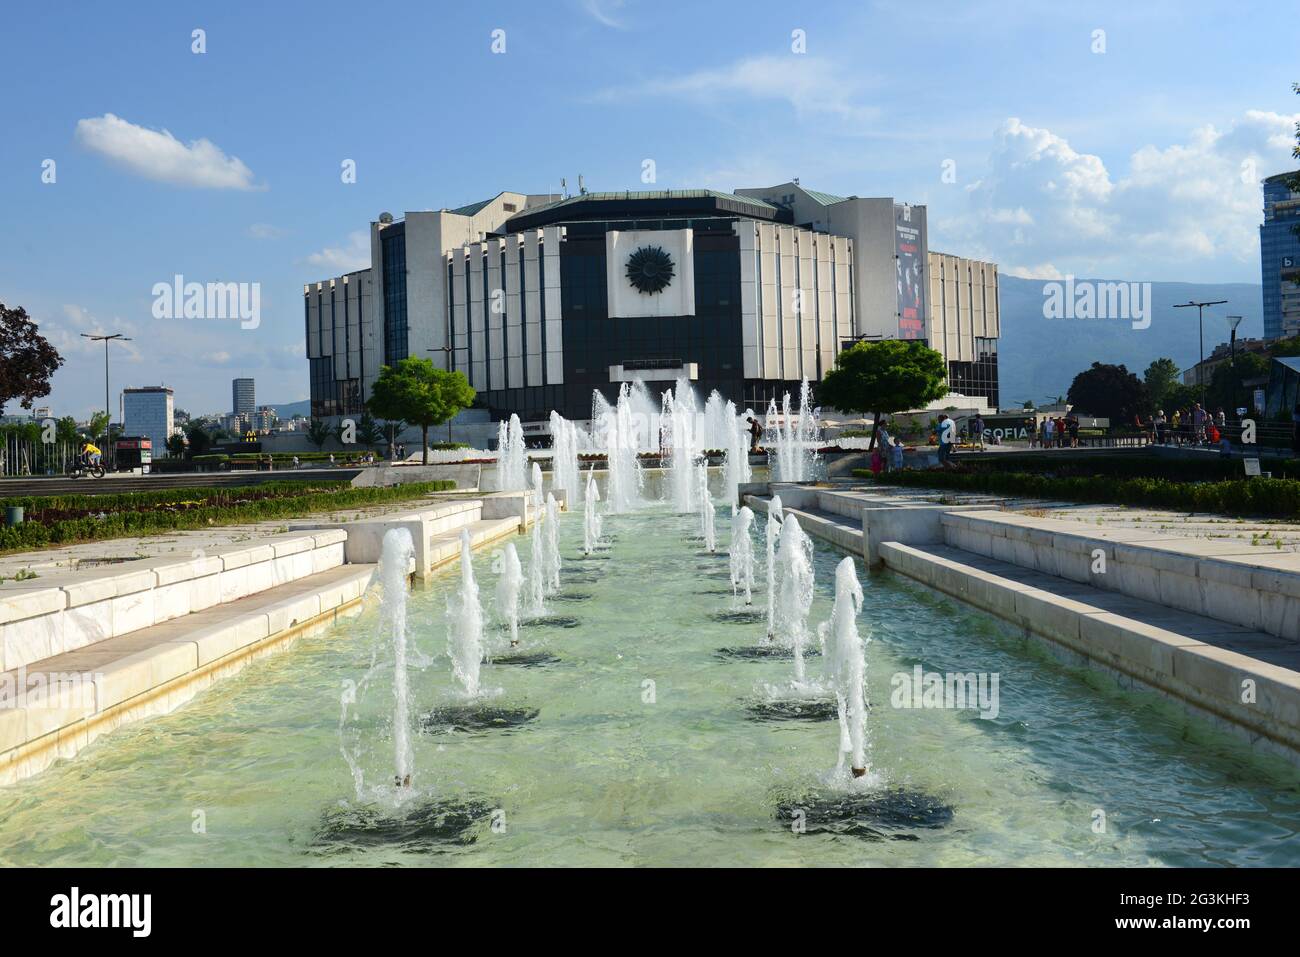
[927,251,1001,408]
[306,185,999,424]
[121,386,174,456]
[1261,171,1300,340]
[232,378,255,417]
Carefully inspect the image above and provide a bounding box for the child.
[891,438,905,471]
[870,446,884,475]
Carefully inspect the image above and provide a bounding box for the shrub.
[854,468,1300,518]
[0,480,455,554]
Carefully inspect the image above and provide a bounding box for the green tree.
[185,423,213,455]
[355,413,385,450]
[306,419,332,450]
[55,416,80,446]
[1067,362,1148,423]
[1142,357,1182,412]
[85,411,110,445]
[0,303,63,412]
[367,358,476,465]
[1206,352,1270,415]
[817,340,948,449]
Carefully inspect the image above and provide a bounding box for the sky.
[1,0,1296,418]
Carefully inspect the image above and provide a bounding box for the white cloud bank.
[305,231,370,273]
[75,113,259,190]
[942,110,1300,280]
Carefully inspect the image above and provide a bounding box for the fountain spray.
[497,414,528,492]
[379,528,416,789]
[825,557,869,777]
[729,505,756,605]
[583,467,602,554]
[447,529,485,698]
[496,542,524,648]
[773,515,815,684]
[765,495,784,637]
[697,461,716,553]
[544,492,562,592]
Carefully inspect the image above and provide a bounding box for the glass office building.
[1261,170,1300,340]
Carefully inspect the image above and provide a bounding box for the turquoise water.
[0,494,1297,866]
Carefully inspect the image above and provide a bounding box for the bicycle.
[72,459,106,479]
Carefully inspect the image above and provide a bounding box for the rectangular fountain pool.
[0,491,1297,867]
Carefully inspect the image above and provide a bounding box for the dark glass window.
[382,227,408,363]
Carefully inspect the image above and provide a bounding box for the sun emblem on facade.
[625,245,675,294]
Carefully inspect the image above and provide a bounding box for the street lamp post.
[80,332,132,468]
[1173,300,1227,405]
[427,345,454,442]
[1226,315,1245,421]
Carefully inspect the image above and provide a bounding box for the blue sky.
[1,0,1296,417]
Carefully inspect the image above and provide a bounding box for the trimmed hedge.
[0,480,455,554]
[854,468,1300,518]
[954,452,1300,482]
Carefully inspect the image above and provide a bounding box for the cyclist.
[81,441,103,471]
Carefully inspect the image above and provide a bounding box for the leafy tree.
[355,413,385,450]
[55,416,80,446]
[367,358,476,465]
[1142,358,1182,412]
[165,433,188,457]
[1066,362,1148,422]
[85,411,110,445]
[1206,352,1270,415]
[306,419,332,450]
[0,303,63,412]
[185,423,213,455]
[817,340,948,449]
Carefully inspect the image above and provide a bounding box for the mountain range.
[996,276,1265,408]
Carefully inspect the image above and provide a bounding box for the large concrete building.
[305,184,1000,425]
[121,385,174,456]
[1261,170,1300,341]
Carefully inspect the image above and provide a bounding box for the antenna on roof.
[578,174,587,195]
[561,177,567,198]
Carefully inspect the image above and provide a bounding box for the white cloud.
[305,231,370,273]
[941,110,1300,280]
[47,304,144,362]
[597,56,880,126]
[75,113,259,190]
[580,0,630,29]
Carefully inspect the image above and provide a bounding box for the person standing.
[971,414,985,450]
[1043,416,1055,449]
[891,437,905,470]
[937,414,954,467]
[747,415,763,454]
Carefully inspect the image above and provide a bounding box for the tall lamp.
[1226,315,1245,419]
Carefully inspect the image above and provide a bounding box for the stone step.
[0,529,347,674]
[880,541,1300,767]
[0,563,376,786]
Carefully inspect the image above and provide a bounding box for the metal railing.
[0,438,81,476]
